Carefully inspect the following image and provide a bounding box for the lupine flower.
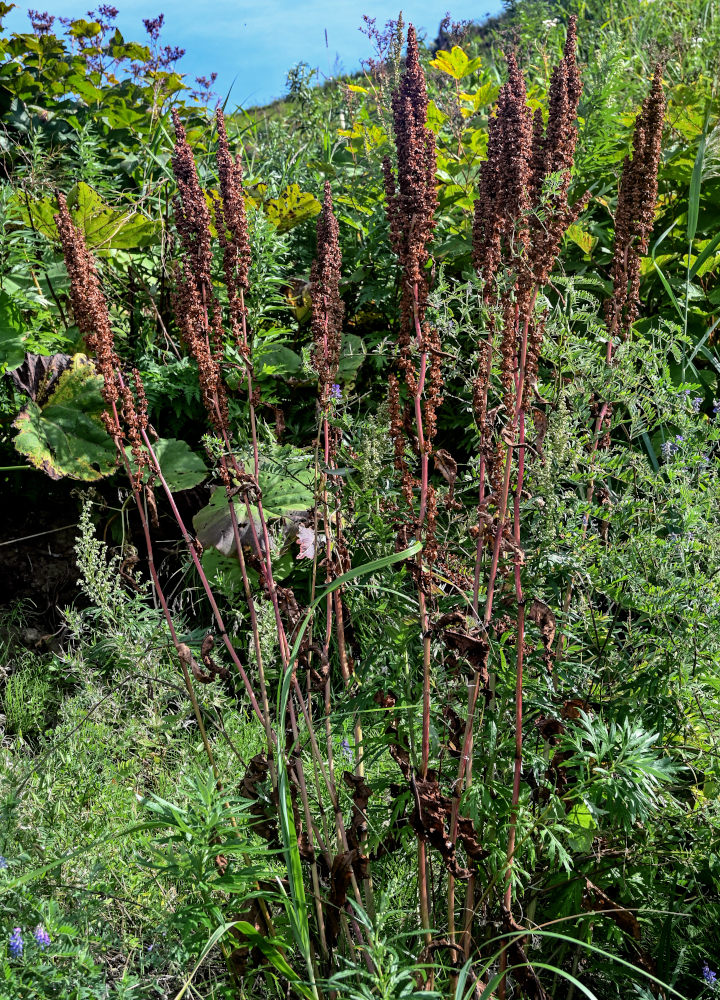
[33,925,50,950]
[713,398,720,416]
[341,738,353,763]
[331,383,342,400]
[9,927,23,958]
[703,962,717,986]
[693,397,703,413]
[0,856,8,869]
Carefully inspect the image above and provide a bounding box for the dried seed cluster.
[310,181,345,407]
[384,25,443,529]
[604,67,665,339]
[55,193,147,478]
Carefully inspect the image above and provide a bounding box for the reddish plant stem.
[139,427,268,727]
[410,280,433,942]
[496,295,533,996]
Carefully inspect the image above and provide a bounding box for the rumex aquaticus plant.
[46,17,677,999]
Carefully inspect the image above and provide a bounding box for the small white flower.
[542,17,559,28]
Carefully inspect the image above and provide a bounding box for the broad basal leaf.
[13,353,116,480]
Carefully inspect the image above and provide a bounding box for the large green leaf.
[126,437,208,492]
[13,353,117,480]
[0,291,27,370]
[193,447,314,555]
[337,333,365,379]
[254,342,302,378]
[429,46,483,81]
[14,182,158,250]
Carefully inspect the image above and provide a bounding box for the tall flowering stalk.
[462,20,585,984]
[309,184,376,921]
[604,67,665,348]
[54,193,224,782]
[383,23,443,939]
[171,111,374,961]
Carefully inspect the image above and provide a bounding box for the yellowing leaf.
[13,354,116,481]
[264,184,321,233]
[429,46,482,81]
[565,224,597,256]
[459,81,499,115]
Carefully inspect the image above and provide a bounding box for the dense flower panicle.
[528,15,584,285]
[170,260,228,437]
[310,182,345,405]
[384,23,438,367]
[472,51,533,290]
[33,925,50,950]
[171,111,231,441]
[384,24,442,515]
[385,25,437,272]
[55,194,147,475]
[171,110,214,301]
[604,66,665,339]
[472,22,584,418]
[215,108,251,345]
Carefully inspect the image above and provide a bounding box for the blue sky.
[6,1,503,107]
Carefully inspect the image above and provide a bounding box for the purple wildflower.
[33,925,50,950]
[703,962,717,986]
[27,9,55,34]
[341,738,353,763]
[714,399,720,417]
[0,856,7,870]
[9,927,22,958]
[330,383,342,400]
[142,13,164,40]
[692,397,703,413]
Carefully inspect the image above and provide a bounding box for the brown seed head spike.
[310,181,344,405]
[55,193,147,478]
[216,109,251,295]
[527,16,583,286]
[170,110,230,439]
[385,24,438,344]
[171,109,214,302]
[472,50,533,290]
[604,66,665,339]
[384,23,439,511]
